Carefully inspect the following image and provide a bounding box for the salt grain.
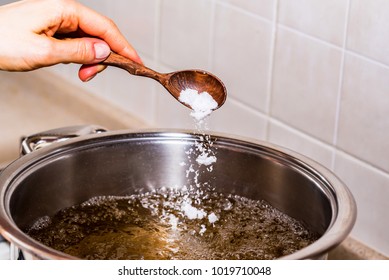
[208,212,219,224]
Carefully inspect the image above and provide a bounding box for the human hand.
[0,0,142,81]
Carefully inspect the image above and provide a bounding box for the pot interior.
[0,130,359,260]
[7,132,334,239]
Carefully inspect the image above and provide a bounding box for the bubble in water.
[27,188,319,260]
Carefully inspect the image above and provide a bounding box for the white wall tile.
[102,66,156,125]
[155,88,198,130]
[334,151,389,256]
[347,0,389,65]
[268,120,333,169]
[207,98,267,140]
[110,0,157,57]
[278,0,348,46]
[271,27,342,143]
[79,0,108,15]
[337,54,389,172]
[219,0,275,20]
[159,0,212,70]
[213,3,272,112]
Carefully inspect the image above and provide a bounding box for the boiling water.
[27,188,319,260]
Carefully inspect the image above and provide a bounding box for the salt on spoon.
[178,88,218,121]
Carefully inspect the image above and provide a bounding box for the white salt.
[185,164,195,178]
[178,88,218,121]
[199,224,207,236]
[176,89,220,224]
[168,214,179,230]
[208,212,219,224]
[181,201,207,220]
[196,153,217,166]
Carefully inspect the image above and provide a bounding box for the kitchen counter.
[329,237,388,260]
[0,69,387,260]
[0,69,148,166]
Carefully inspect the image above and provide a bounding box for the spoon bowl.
[101,53,227,109]
[167,70,226,109]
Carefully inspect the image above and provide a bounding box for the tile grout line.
[278,22,389,71]
[228,96,269,120]
[215,0,274,24]
[335,149,389,179]
[227,93,389,177]
[269,117,334,150]
[278,23,343,51]
[331,0,351,170]
[264,0,279,141]
[345,48,389,70]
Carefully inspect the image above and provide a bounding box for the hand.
[0,0,142,81]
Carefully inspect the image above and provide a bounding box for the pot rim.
[0,128,357,260]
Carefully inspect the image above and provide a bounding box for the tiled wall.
[4,0,388,256]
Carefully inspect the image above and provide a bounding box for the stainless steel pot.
[0,126,356,260]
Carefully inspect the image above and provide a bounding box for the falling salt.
[178,88,219,171]
[176,87,220,235]
[185,164,195,178]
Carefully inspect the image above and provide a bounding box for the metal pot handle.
[20,125,107,155]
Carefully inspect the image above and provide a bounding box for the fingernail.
[94,43,110,60]
[84,74,97,82]
[96,64,107,73]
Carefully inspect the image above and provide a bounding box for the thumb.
[50,37,111,65]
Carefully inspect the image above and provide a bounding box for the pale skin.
[0,0,142,81]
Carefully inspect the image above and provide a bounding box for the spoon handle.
[101,52,163,81]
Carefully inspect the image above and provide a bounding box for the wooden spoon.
[101,52,227,109]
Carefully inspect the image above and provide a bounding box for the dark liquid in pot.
[27,188,319,259]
